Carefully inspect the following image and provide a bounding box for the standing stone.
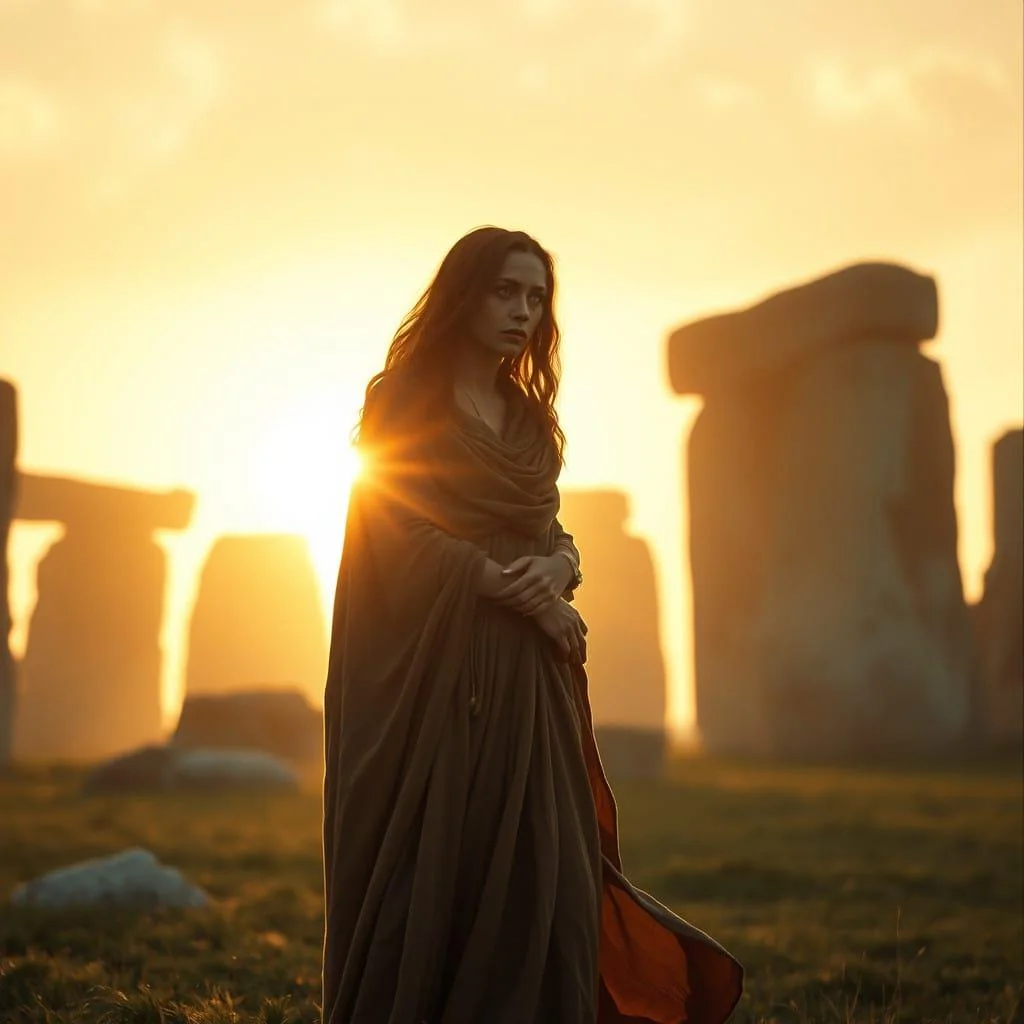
[669,262,974,757]
[184,534,328,708]
[558,489,667,777]
[0,380,16,769]
[14,475,194,762]
[973,429,1023,746]
[172,688,323,765]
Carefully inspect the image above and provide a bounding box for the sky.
[2,0,1022,737]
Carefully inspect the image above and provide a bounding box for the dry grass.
[0,754,1020,1023]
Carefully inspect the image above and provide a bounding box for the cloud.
[0,79,63,156]
[0,11,225,180]
[806,46,1011,123]
[317,0,476,52]
[163,28,223,113]
[519,0,574,19]
[693,75,759,110]
[116,32,220,153]
[628,0,688,57]
[70,0,154,12]
[316,0,689,67]
[95,27,223,198]
[516,63,550,93]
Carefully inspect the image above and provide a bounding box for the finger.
[521,594,553,617]
[508,579,549,605]
[498,580,530,604]
[506,596,541,617]
[497,573,532,598]
[497,577,544,598]
[501,557,533,576]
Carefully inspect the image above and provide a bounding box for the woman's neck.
[452,344,503,396]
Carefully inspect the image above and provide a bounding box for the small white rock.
[10,847,209,910]
[169,747,299,789]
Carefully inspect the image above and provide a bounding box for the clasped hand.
[494,554,571,616]
[493,555,587,665]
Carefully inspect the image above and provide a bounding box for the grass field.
[1,756,1021,1023]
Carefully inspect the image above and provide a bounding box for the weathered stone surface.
[0,380,16,769]
[185,535,328,707]
[593,726,667,782]
[14,526,170,762]
[83,744,177,792]
[10,848,209,909]
[972,428,1023,746]
[15,473,193,530]
[558,489,667,737]
[679,272,973,757]
[13,474,194,761]
[173,688,323,764]
[667,262,938,395]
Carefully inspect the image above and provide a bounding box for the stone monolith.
[558,489,668,777]
[184,534,328,707]
[0,380,16,769]
[668,262,973,757]
[972,428,1023,746]
[14,475,194,761]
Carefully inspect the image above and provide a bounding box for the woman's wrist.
[549,551,576,593]
[478,558,510,599]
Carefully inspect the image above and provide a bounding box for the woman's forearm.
[553,540,579,568]
[478,554,570,607]
[551,531,580,568]
[477,557,512,599]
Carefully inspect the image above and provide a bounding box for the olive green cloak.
[322,374,743,1023]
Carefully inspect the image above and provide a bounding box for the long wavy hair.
[355,226,566,462]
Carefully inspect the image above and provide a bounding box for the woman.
[322,226,743,1023]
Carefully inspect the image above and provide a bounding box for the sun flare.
[246,397,363,612]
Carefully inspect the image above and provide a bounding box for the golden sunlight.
[246,397,361,608]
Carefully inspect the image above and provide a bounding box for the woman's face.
[468,250,548,359]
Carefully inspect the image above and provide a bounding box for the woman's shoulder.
[361,369,435,442]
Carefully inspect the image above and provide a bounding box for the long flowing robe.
[322,374,743,1024]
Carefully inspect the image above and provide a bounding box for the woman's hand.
[493,554,573,616]
[531,599,588,665]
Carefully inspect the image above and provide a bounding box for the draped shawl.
[322,372,743,1023]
